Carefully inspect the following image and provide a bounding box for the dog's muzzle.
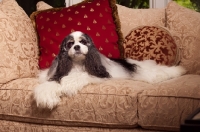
[73,45,82,54]
[74,45,80,51]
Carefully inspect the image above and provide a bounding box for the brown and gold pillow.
[123,26,179,66]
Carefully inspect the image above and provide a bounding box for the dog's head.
[60,31,94,62]
[48,31,110,82]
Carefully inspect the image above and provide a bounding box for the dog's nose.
[74,45,80,51]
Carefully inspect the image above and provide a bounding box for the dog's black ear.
[48,37,73,82]
[84,36,110,78]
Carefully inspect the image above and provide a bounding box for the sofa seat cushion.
[0,78,150,128]
[116,4,166,37]
[138,75,200,131]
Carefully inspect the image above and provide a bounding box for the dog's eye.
[80,40,87,45]
[67,42,74,48]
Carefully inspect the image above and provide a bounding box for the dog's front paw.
[61,86,79,96]
[34,81,62,109]
[60,76,88,96]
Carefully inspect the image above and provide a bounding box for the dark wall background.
[116,0,149,9]
[16,0,149,16]
[16,0,65,16]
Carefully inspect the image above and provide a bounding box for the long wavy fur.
[84,45,110,78]
[48,37,73,82]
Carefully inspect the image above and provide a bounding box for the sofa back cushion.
[116,4,166,37]
[0,0,39,83]
[166,1,200,74]
[36,1,53,11]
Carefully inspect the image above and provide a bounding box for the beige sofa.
[0,0,200,132]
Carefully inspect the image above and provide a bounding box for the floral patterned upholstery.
[0,0,39,83]
[116,4,166,37]
[0,120,162,132]
[138,75,200,131]
[36,1,53,11]
[0,75,200,131]
[0,78,146,128]
[166,2,200,74]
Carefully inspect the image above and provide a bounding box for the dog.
[34,31,186,109]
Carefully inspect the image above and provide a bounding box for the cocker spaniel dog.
[34,31,186,109]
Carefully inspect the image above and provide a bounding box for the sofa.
[0,0,200,132]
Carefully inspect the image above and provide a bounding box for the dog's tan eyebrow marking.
[80,36,86,40]
[67,37,74,42]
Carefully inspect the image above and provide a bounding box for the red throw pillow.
[31,0,123,69]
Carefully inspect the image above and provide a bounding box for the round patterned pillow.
[123,26,180,66]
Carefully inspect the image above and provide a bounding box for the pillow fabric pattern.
[166,1,200,74]
[31,0,123,69]
[123,26,179,66]
[0,0,39,83]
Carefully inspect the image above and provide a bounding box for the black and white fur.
[34,31,186,109]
